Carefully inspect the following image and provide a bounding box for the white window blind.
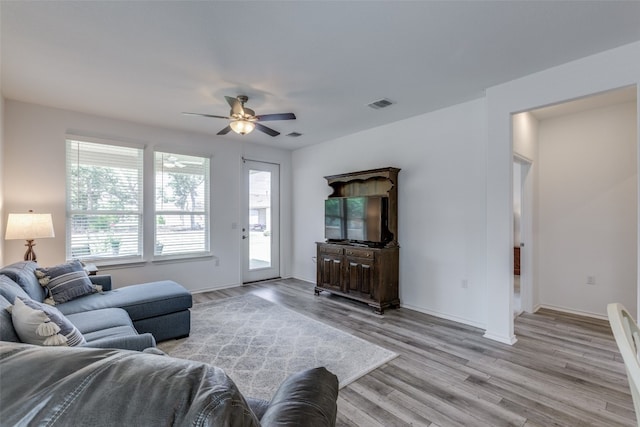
[66,139,143,261]
[154,152,210,256]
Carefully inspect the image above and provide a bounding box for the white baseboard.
[192,275,299,295]
[400,302,487,330]
[483,331,518,345]
[191,282,242,294]
[291,275,315,284]
[535,303,608,321]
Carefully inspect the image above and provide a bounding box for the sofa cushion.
[0,274,30,303]
[260,367,339,426]
[246,398,270,421]
[0,342,262,426]
[0,294,19,342]
[0,261,45,302]
[56,280,192,321]
[35,260,100,305]
[68,307,135,333]
[81,325,138,342]
[83,333,156,351]
[133,309,190,342]
[66,307,140,343]
[11,297,86,346]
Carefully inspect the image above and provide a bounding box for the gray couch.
[0,261,192,350]
[0,342,339,426]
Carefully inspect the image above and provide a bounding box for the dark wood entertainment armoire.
[315,167,400,314]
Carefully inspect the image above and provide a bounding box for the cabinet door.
[319,253,343,291]
[344,256,375,298]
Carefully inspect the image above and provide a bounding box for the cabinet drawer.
[345,248,374,258]
[319,245,344,255]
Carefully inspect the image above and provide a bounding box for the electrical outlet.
[461,279,468,289]
[587,276,595,285]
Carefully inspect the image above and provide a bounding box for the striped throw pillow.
[10,296,86,346]
[35,260,101,305]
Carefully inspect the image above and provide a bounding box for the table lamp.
[5,210,55,262]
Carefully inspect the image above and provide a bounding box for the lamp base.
[24,240,37,262]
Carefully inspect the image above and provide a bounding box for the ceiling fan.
[163,155,202,169]
[182,95,296,137]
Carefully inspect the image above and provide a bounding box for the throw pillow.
[9,296,86,346]
[35,260,101,305]
[0,274,30,303]
[0,261,46,302]
[0,294,20,342]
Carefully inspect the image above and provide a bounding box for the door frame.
[241,158,281,283]
[513,154,534,314]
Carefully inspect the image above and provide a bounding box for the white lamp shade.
[5,213,55,240]
[230,119,256,135]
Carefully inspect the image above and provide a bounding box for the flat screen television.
[324,196,389,245]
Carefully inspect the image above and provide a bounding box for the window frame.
[65,136,145,265]
[153,150,212,261]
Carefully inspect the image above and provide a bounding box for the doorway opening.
[513,157,532,317]
[242,159,280,283]
[512,85,638,319]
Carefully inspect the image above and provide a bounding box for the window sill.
[73,254,215,271]
[152,253,215,265]
[88,258,146,271]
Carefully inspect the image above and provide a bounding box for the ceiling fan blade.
[255,113,296,122]
[182,112,230,119]
[255,123,280,137]
[217,125,232,135]
[224,96,237,108]
[225,96,244,116]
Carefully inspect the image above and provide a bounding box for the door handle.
[242,235,247,240]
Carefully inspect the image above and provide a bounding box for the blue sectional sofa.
[0,261,192,350]
[0,261,341,425]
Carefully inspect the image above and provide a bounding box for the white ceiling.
[2,1,640,150]
[530,85,637,120]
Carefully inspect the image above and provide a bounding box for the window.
[154,152,210,257]
[66,139,144,261]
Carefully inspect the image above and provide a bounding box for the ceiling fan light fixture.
[184,95,294,137]
[230,119,256,135]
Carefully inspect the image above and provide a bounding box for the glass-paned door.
[242,160,280,282]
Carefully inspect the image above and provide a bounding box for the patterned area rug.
[158,294,398,400]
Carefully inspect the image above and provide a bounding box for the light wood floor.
[192,278,634,427]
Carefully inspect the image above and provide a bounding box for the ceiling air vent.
[286,132,303,137]
[367,98,394,109]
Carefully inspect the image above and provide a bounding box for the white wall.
[486,41,640,343]
[513,112,539,161]
[292,98,489,327]
[292,41,640,342]
[0,95,4,266]
[2,100,293,292]
[0,0,4,266]
[3,41,638,344]
[537,101,637,317]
